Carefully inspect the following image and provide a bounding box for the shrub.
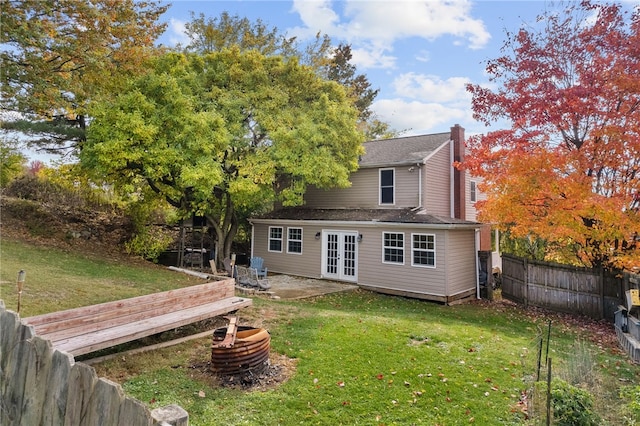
[0,139,26,188]
[125,226,174,262]
[550,378,600,426]
[621,385,640,425]
[529,379,600,425]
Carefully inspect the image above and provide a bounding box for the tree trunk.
[205,193,239,270]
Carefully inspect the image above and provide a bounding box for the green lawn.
[2,237,638,425]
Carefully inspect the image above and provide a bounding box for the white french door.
[322,231,358,282]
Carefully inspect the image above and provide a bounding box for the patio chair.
[235,265,251,287]
[248,267,270,290]
[250,257,268,279]
[234,265,270,290]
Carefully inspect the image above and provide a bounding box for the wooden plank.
[24,279,235,327]
[64,362,98,426]
[82,329,215,366]
[118,397,153,426]
[20,337,53,426]
[41,349,73,425]
[216,316,238,348]
[30,278,236,326]
[52,297,253,355]
[83,378,124,426]
[34,284,233,340]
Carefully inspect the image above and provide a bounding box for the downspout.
[418,163,423,209]
[475,228,480,299]
[411,163,423,211]
[250,222,255,258]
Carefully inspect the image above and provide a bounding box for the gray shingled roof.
[359,132,451,168]
[254,207,478,226]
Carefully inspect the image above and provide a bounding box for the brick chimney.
[451,124,466,220]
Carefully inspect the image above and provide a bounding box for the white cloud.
[289,0,345,38]
[167,18,190,46]
[415,50,430,63]
[372,98,468,135]
[342,0,490,48]
[392,73,471,104]
[290,0,490,69]
[350,45,396,69]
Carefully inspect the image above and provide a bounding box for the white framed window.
[268,226,283,252]
[287,227,303,254]
[412,233,436,268]
[383,232,404,264]
[470,180,477,202]
[379,168,395,205]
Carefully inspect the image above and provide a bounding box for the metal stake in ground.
[16,270,25,315]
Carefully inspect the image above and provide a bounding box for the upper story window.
[412,233,436,268]
[287,227,303,254]
[470,180,477,202]
[380,168,395,205]
[383,232,404,264]
[269,226,283,252]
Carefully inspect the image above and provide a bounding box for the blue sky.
[157,0,553,137]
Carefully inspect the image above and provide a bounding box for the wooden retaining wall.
[501,254,637,320]
[0,301,188,426]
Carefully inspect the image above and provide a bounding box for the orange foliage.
[2,0,168,118]
[465,1,640,270]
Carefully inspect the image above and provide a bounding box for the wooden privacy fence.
[501,254,637,320]
[0,302,188,426]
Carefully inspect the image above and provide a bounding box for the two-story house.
[249,124,490,304]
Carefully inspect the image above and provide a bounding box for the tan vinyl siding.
[251,224,324,278]
[357,227,447,296]
[394,167,421,207]
[465,174,485,222]
[445,230,478,295]
[252,222,477,299]
[304,170,376,208]
[304,167,420,209]
[422,141,452,216]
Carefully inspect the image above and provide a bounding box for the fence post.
[599,268,605,320]
[523,257,529,308]
[151,405,189,426]
[546,358,552,426]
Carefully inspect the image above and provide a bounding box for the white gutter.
[249,218,480,230]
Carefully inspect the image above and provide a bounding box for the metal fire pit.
[211,320,270,376]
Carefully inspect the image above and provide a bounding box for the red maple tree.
[465,1,640,270]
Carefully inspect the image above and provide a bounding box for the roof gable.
[360,132,451,168]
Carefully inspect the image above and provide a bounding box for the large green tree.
[1,0,168,156]
[465,1,640,270]
[324,44,396,140]
[182,11,300,58]
[82,51,363,265]
[0,137,26,187]
[180,12,393,140]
